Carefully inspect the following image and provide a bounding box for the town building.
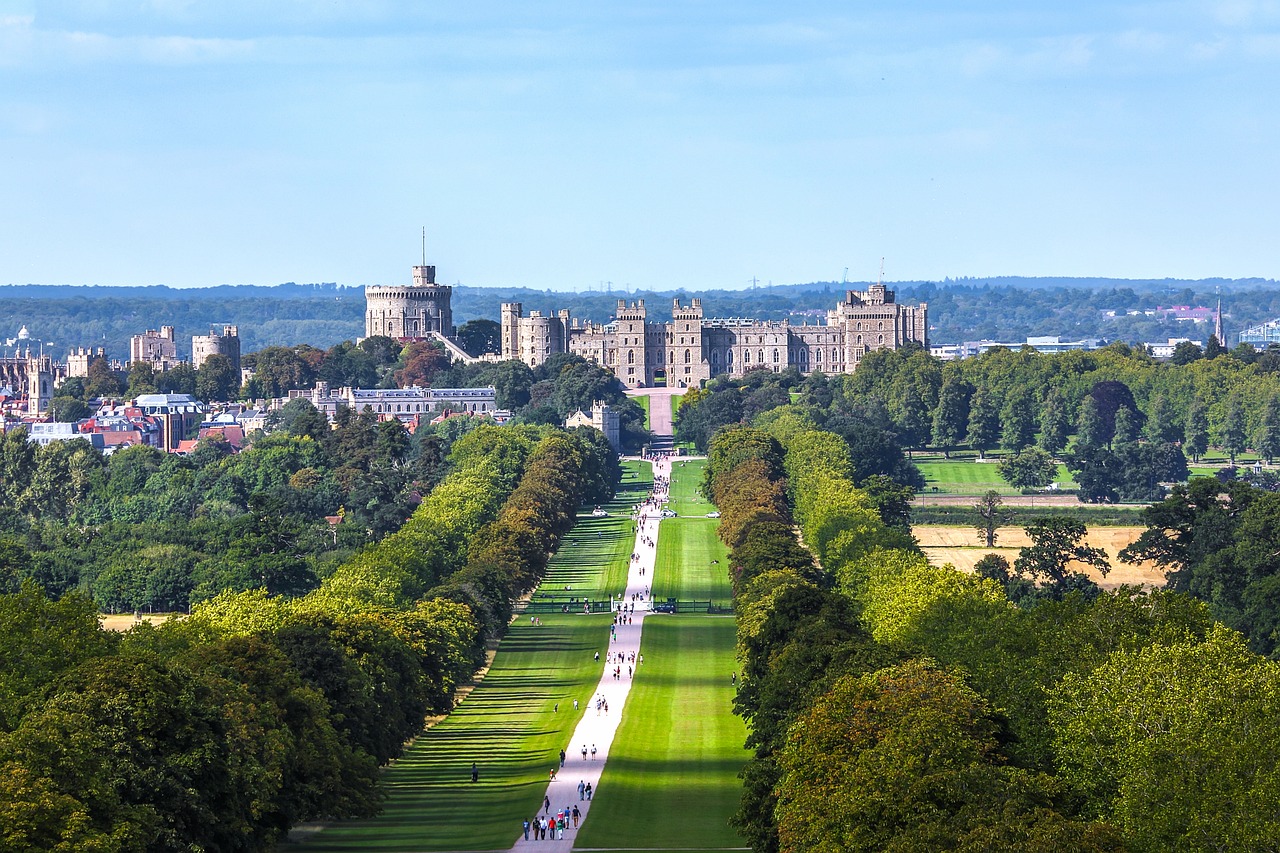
[565,401,621,451]
[284,383,498,424]
[66,347,107,378]
[130,327,180,368]
[192,324,241,375]
[501,286,928,389]
[134,393,208,452]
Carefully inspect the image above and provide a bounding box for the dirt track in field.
[914,525,1166,589]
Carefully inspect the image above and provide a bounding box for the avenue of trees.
[705,423,1280,853]
[0,421,618,850]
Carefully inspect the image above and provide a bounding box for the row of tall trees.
[0,419,619,850]
[678,342,1280,479]
[706,422,1280,853]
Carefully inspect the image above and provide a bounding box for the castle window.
[772,349,779,363]
[628,351,634,364]
[832,348,838,361]
[816,349,822,363]
[878,321,884,330]
[759,349,765,364]
[856,322,862,330]
[684,349,691,364]
[669,351,675,364]
[744,350,750,364]
[878,334,884,345]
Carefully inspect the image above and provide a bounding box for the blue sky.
[1,1,1277,290]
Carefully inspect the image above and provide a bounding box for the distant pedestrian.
[522,819,530,840]
[573,699,579,710]
[559,749,566,768]
[544,795,551,814]
[586,782,593,800]
[572,804,581,827]
[591,744,597,760]
[582,744,588,760]
[578,779,586,800]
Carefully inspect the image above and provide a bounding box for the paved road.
[509,456,672,850]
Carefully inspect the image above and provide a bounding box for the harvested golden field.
[99,613,175,632]
[913,525,1166,590]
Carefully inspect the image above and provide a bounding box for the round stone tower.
[365,264,455,340]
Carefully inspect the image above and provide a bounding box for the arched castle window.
[758,349,764,364]
[857,335,863,344]
[878,321,884,330]
[628,351,634,365]
[685,349,691,363]
[727,349,733,364]
[856,322,862,330]
[669,350,675,364]
[878,334,884,345]
[832,348,838,361]
[772,349,779,363]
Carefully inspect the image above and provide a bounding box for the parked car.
[591,507,608,517]
[661,509,677,518]
[706,511,721,518]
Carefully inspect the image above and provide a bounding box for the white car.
[706,511,721,518]
[661,509,677,518]
[591,508,608,517]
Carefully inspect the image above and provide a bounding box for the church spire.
[1215,296,1224,346]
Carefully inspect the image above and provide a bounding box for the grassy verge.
[576,616,747,851]
[653,519,732,604]
[635,394,652,432]
[912,505,1147,527]
[666,458,710,516]
[290,464,652,852]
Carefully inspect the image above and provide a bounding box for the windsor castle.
[366,261,928,389]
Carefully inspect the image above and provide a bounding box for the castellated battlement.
[364,263,455,340]
[503,288,927,391]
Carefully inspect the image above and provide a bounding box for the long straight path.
[509,455,672,850]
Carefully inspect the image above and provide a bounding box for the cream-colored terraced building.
[501,285,927,389]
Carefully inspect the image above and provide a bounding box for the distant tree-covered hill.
[3,276,1278,359]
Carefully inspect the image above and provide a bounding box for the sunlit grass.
[576,616,747,851]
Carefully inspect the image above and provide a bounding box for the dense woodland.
[6,276,1280,357]
[0,420,617,850]
[708,423,1280,853]
[6,349,640,614]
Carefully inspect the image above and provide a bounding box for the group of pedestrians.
[522,803,581,841]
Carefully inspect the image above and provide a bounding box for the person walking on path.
[591,744,597,760]
[522,819,530,841]
[578,779,586,800]
[559,749,565,768]
[581,744,588,761]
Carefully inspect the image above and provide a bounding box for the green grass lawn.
[915,459,1077,495]
[291,615,612,852]
[670,390,684,421]
[635,394,652,431]
[666,458,711,516]
[653,519,732,604]
[651,459,731,604]
[291,464,653,852]
[575,616,747,851]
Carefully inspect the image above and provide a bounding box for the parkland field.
[288,459,747,852]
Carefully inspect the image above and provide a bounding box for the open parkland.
[284,450,747,853]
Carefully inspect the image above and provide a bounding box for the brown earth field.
[913,525,1167,590]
